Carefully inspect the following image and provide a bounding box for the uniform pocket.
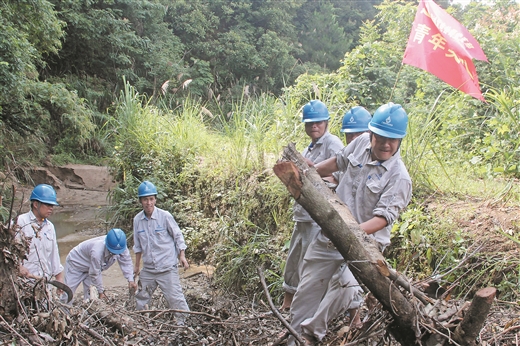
[347,153,361,168]
[366,177,383,194]
[136,230,146,242]
[155,228,170,242]
[43,231,55,253]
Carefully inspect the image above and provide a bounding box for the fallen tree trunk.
[273,143,419,344]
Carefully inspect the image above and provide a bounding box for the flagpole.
[388,62,405,103]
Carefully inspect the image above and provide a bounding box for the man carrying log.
[288,102,412,345]
[280,100,343,311]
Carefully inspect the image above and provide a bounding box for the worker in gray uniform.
[329,105,372,185]
[280,100,343,311]
[133,181,190,325]
[17,184,64,289]
[62,228,136,302]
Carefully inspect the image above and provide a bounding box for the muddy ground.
[5,165,520,345]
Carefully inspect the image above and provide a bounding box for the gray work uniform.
[133,207,189,323]
[63,236,134,301]
[289,133,412,344]
[283,131,343,295]
[17,211,63,280]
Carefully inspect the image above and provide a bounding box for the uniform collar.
[141,207,157,220]
[309,131,330,149]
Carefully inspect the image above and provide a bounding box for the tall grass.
[107,81,295,299]
[401,91,520,203]
[107,79,520,301]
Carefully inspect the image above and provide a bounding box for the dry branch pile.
[1,178,520,345]
[0,207,282,345]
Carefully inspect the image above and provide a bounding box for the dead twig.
[134,308,221,321]
[7,184,15,234]
[0,314,31,345]
[491,325,520,344]
[272,331,289,346]
[79,323,115,346]
[342,330,386,346]
[256,266,304,344]
[387,268,432,305]
[419,320,461,346]
[10,274,43,343]
[184,271,204,279]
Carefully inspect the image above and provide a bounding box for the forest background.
[1,0,520,304]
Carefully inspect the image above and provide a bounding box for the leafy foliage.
[44,0,185,109]
[105,82,298,297]
[0,0,63,133]
[295,0,380,71]
[0,0,99,167]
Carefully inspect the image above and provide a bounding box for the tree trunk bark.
[453,287,496,345]
[273,143,419,344]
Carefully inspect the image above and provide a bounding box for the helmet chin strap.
[33,201,46,222]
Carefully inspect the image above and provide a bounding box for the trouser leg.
[301,264,363,341]
[156,268,189,324]
[283,221,320,294]
[135,269,158,310]
[82,275,93,300]
[61,260,88,304]
[288,232,344,345]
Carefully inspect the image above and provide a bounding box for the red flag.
[402,0,488,101]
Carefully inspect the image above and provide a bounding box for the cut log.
[86,299,134,335]
[453,287,496,346]
[274,143,419,344]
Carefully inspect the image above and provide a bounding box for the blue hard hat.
[30,184,59,206]
[368,103,408,139]
[105,228,127,255]
[341,106,371,133]
[137,181,157,198]
[302,100,330,122]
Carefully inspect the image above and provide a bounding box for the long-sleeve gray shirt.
[66,236,134,293]
[335,133,412,247]
[293,131,344,222]
[133,207,187,273]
